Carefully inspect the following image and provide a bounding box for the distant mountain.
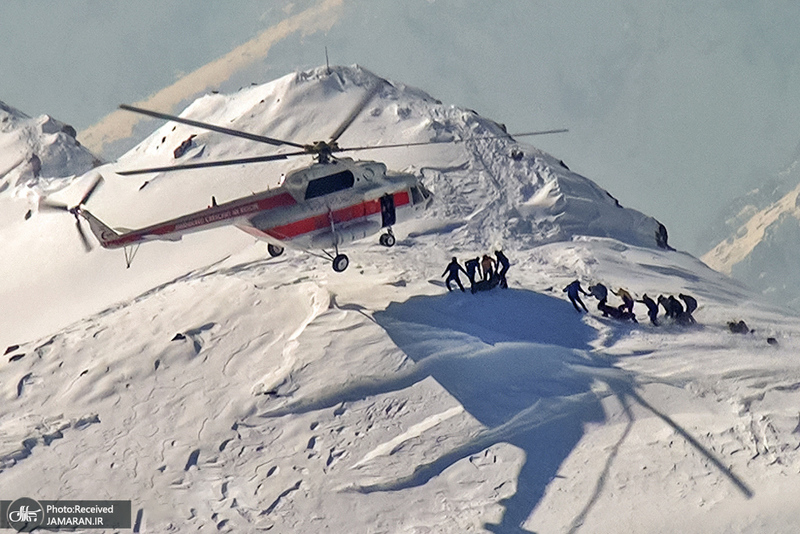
[0,100,100,198]
[702,151,800,309]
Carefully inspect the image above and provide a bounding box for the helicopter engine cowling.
[308,219,382,249]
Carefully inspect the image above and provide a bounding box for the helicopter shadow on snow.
[371,290,752,532]
[260,288,753,533]
[262,288,612,532]
[370,290,610,533]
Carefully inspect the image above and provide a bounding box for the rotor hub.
[304,140,341,163]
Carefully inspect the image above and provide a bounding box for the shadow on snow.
[260,288,753,533]
[371,290,606,533]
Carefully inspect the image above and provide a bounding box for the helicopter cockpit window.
[304,170,355,200]
[410,186,425,205]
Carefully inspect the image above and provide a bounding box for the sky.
[1,0,799,253]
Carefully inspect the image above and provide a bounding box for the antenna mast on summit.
[325,47,331,74]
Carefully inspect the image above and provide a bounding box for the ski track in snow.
[352,405,465,468]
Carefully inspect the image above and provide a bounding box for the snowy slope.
[3,66,800,533]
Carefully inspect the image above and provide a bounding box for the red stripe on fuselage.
[266,191,410,240]
[256,192,298,210]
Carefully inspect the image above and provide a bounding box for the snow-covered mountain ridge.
[0,100,99,198]
[3,66,800,533]
[4,233,800,533]
[107,65,669,250]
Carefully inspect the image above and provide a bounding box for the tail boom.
[80,210,126,249]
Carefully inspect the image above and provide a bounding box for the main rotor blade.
[78,175,104,206]
[506,129,569,137]
[336,128,570,154]
[115,151,307,176]
[119,104,306,149]
[328,82,383,144]
[39,200,71,212]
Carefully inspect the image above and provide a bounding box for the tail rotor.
[39,175,104,252]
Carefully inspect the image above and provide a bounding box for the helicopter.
[40,81,565,271]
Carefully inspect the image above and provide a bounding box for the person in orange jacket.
[481,254,496,282]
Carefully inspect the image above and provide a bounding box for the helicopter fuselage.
[81,158,432,261]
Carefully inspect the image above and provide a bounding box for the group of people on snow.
[442,251,511,293]
[441,253,698,326]
[563,280,697,326]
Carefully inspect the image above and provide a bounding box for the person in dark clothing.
[442,257,467,292]
[667,296,684,318]
[598,299,638,323]
[495,250,510,288]
[563,280,590,313]
[588,283,610,316]
[679,293,698,324]
[588,283,608,302]
[659,294,691,324]
[481,254,497,282]
[464,257,481,293]
[658,295,673,318]
[637,294,659,326]
[679,294,697,314]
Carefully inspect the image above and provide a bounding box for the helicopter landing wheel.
[379,232,395,247]
[267,244,284,257]
[332,254,349,272]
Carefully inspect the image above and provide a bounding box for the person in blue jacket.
[442,257,467,292]
[563,280,590,312]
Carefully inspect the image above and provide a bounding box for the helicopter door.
[380,194,396,228]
